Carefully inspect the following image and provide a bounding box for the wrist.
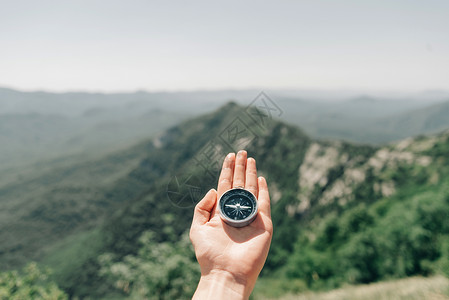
[193,269,252,300]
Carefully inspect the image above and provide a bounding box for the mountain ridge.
[1,101,449,298]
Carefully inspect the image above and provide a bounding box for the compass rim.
[218,187,258,227]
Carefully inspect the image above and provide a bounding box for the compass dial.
[218,188,258,227]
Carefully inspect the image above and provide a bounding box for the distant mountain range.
[2,87,449,172]
[278,96,449,143]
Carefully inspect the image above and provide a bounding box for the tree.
[0,263,67,300]
[99,231,200,300]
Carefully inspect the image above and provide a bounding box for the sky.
[1,0,448,92]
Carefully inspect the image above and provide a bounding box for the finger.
[217,153,235,197]
[257,176,271,217]
[245,157,258,198]
[232,150,247,188]
[192,189,217,226]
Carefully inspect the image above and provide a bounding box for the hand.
[190,150,273,299]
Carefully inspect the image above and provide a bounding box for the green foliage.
[340,205,374,237]
[40,229,111,298]
[265,190,302,272]
[0,263,67,300]
[283,177,449,289]
[338,231,380,283]
[99,231,200,300]
[286,246,336,286]
[253,277,307,298]
[435,237,449,277]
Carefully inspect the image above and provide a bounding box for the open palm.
[190,151,273,297]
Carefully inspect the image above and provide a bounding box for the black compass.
[218,188,258,227]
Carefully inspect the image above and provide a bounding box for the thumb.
[191,189,217,226]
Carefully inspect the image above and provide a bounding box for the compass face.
[218,188,258,227]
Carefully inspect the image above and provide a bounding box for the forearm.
[192,270,253,300]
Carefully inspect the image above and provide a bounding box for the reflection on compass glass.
[218,188,258,227]
[223,195,254,220]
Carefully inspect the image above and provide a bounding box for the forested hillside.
[1,102,448,299]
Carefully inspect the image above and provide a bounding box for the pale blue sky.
[1,0,448,92]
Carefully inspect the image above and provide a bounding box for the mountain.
[0,139,151,269]
[3,87,449,169]
[375,100,449,138]
[1,102,449,298]
[278,97,449,144]
[0,86,249,171]
[0,108,193,170]
[0,87,258,116]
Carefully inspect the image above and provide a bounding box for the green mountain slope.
[282,132,449,288]
[0,109,191,171]
[1,102,448,299]
[0,140,151,269]
[41,101,314,298]
[97,105,448,298]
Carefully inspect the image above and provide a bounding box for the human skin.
[190,150,273,299]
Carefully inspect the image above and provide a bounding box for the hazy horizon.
[2,85,449,98]
[1,0,448,93]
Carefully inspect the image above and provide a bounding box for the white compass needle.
[225,204,238,208]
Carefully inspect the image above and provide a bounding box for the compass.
[218,188,258,227]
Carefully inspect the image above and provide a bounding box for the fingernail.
[226,153,234,159]
[238,150,247,156]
